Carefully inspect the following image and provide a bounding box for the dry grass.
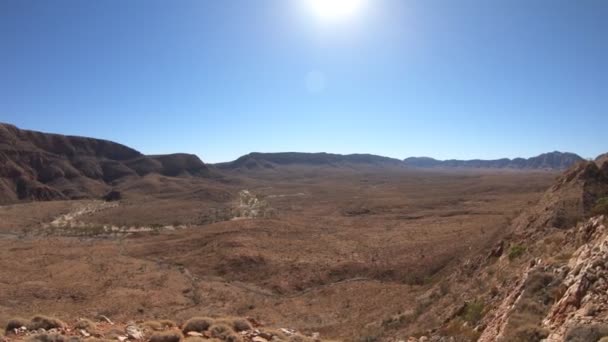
[28,316,66,331]
[144,320,176,331]
[0,168,557,340]
[149,330,183,342]
[214,317,252,333]
[565,324,608,342]
[74,318,96,331]
[26,334,75,342]
[502,271,560,341]
[209,324,240,341]
[182,317,214,334]
[5,317,29,334]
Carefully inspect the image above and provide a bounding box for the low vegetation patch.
[149,330,183,342]
[439,319,481,341]
[565,324,608,342]
[462,300,485,324]
[509,244,526,261]
[74,318,96,332]
[502,271,561,341]
[591,197,608,216]
[143,320,176,332]
[209,324,238,341]
[509,324,549,342]
[182,317,214,334]
[28,316,66,331]
[214,318,251,333]
[5,318,29,334]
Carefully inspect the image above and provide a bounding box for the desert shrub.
[215,318,251,333]
[160,320,176,328]
[184,338,211,342]
[209,324,235,340]
[26,334,80,342]
[565,324,608,342]
[184,338,206,342]
[28,316,66,330]
[509,245,526,261]
[510,324,549,342]
[182,317,214,334]
[259,329,288,340]
[74,318,97,331]
[5,318,29,334]
[231,318,251,332]
[462,301,485,324]
[144,320,174,331]
[149,330,183,342]
[591,197,608,216]
[502,271,559,340]
[144,321,163,331]
[440,319,480,341]
[288,335,314,342]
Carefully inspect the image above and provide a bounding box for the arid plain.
[0,166,557,340]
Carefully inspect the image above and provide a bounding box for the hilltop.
[214,152,404,172]
[0,123,214,203]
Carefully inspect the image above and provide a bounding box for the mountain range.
[403,152,585,170]
[0,123,210,202]
[0,122,596,202]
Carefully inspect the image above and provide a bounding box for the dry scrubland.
[0,167,557,341]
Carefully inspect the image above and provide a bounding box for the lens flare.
[307,0,365,21]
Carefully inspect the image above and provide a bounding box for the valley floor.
[0,168,557,341]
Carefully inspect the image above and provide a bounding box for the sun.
[307,0,366,21]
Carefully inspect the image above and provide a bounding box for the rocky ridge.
[400,160,608,342]
[0,123,211,203]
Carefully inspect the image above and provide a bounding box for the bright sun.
[307,0,366,21]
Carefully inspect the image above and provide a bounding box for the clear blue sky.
[1,0,606,162]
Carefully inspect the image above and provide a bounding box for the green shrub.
[510,324,549,342]
[565,324,608,342]
[462,300,485,324]
[509,245,526,261]
[591,197,608,216]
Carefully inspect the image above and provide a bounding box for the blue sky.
[1,0,606,162]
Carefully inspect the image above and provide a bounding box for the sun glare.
[307,0,366,21]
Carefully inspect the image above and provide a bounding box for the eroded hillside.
[398,160,608,342]
[0,123,215,203]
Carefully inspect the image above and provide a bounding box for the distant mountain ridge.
[0,123,210,202]
[217,151,586,171]
[0,122,596,202]
[215,152,404,171]
[403,151,585,170]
